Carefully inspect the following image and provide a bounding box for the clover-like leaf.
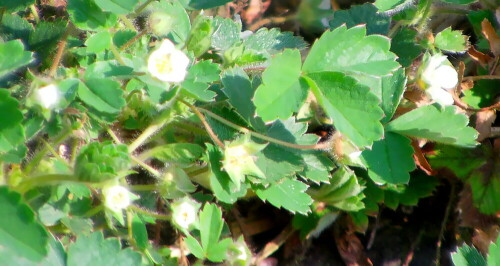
[329,3,391,35]
[361,132,416,184]
[303,25,399,76]
[67,231,142,265]
[305,72,384,147]
[0,40,33,78]
[255,178,313,214]
[254,49,308,122]
[434,27,469,53]
[386,105,478,147]
[0,187,48,262]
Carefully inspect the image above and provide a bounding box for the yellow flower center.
[154,54,173,75]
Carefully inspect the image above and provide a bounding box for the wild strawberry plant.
[0,0,498,264]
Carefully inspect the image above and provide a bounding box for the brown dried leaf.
[468,46,493,66]
[242,0,271,24]
[411,140,435,175]
[481,19,500,56]
[476,110,497,141]
[334,216,373,266]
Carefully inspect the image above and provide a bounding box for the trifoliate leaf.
[244,28,307,55]
[303,25,399,76]
[434,27,469,53]
[329,4,391,35]
[93,0,140,15]
[361,132,415,184]
[67,231,142,265]
[380,68,406,123]
[255,178,313,214]
[182,60,220,102]
[374,0,411,12]
[0,187,48,262]
[78,78,126,115]
[451,244,486,266]
[386,105,478,147]
[305,72,384,147]
[308,166,365,211]
[390,27,423,67]
[0,40,33,78]
[67,0,118,31]
[427,145,486,179]
[254,49,308,122]
[212,17,241,51]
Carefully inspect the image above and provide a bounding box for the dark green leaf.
[468,158,500,214]
[183,0,232,10]
[0,89,23,132]
[145,143,204,166]
[329,4,391,35]
[390,27,422,67]
[462,80,499,109]
[78,78,125,114]
[428,145,486,179]
[380,68,406,123]
[132,215,148,249]
[222,67,256,123]
[0,14,34,42]
[441,0,476,4]
[74,141,130,182]
[84,61,133,79]
[1,0,34,11]
[451,244,486,266]
[244,28,307,55]
[28,20,66,60]
[67,0,118,31]
[182,60,220,101]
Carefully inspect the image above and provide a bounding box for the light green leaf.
[78,78,125,114]
[84,60,133,79]
[374,0,410,12]
[222,67,256,123]
[361,132,415,184]
[132,215,148,250]
[329,4,391,35]
[303,25,399,76]
[67,231,142,265]
[451,244,486,266]
[67,0,118,31]
[305,72,384,147]
[85,31,112,53]
[186,16,212,57]
[488,235,500,266]
[386,105,478,147]
[150,1,191,43]
[185,235,204,259]
[255,179,313,214]
[142,143,204,166]
[94,0,139,14]
[390,27,422,67]
[212,17,241,51]
[434,27,469,53]
[254,49,308,122]
[199,203,224,252]
[0,187,48,262]
[244,28,307,55]
[380,68,406,123]
[462,80,498,109]
[0,40,33,78]
[182,60,220,101]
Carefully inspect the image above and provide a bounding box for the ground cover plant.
[0,0,499,265]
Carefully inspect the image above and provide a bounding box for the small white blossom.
[171,198,200,230]
[35,84,61,109]
[226,236,252,266]
[102,185,132,213]
[147,39,190,83]
[419,54,458,106]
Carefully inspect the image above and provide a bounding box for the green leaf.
[93,0,139,14]
[385,173,438,207]
[299,152,335,184]
[206,144,247,204]
[380,68,406,123]
[0,40,34,78]
[181,60,220,101]
[183,0,232,10]
[303,25,399,76]
[374,0,410,12]
[361,132,415,184]
[74,141,130,182]
[386,105,478,147]
[67,0,118,31]
[462,80,499,109]
[441,0,476,4]
[221,67,256,124]
[255,178,313,214]
[212,17,241,51]
[0,187,48,262]
[145,143,204,166]
[1,0,34,11]
[84,60,133,79]
[150,1,191,43]
[390,27,422,67]
[329,4,391,35]
[67,231,142,265]
[488,235,500,266]
[0,89,23,132]
[78,78,126,114]
[132,215,148,250]
[85,31,112,53]
[28,20,66,60]
[451,244,486,266]
[186,16,212,57]
[305,72,384,147]
[428,145,486,179]
[254,49,308,122]
[0,14,34,42]
[244,28,308,55]
[434,27,469,53]
[199,203,224,252]
[468,159,500,214]
[185,235,204,259]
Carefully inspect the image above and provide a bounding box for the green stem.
[109,41,127,66]
[132,0,155,18]
[119,15,136,31]
[18,174,84,193]
[129,205,170,220]
[196,106,329,150]
[106,127,123,144]
[84,205,104,218]
[25,127,74,174]
[130,184,158,191]
[29,5,40,23]
[128,108,174,152]
[131,156,161,177]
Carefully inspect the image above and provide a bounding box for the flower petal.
[427,87,454,106]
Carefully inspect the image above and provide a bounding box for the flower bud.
[34,84,61,109]
[148,12,174,37]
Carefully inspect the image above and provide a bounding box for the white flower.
[102,185,132,213]
[35,84,61,109]
[171,198,200,230]
[226,236,252,266]
[419,54,458,106]
[147,39,190,83]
